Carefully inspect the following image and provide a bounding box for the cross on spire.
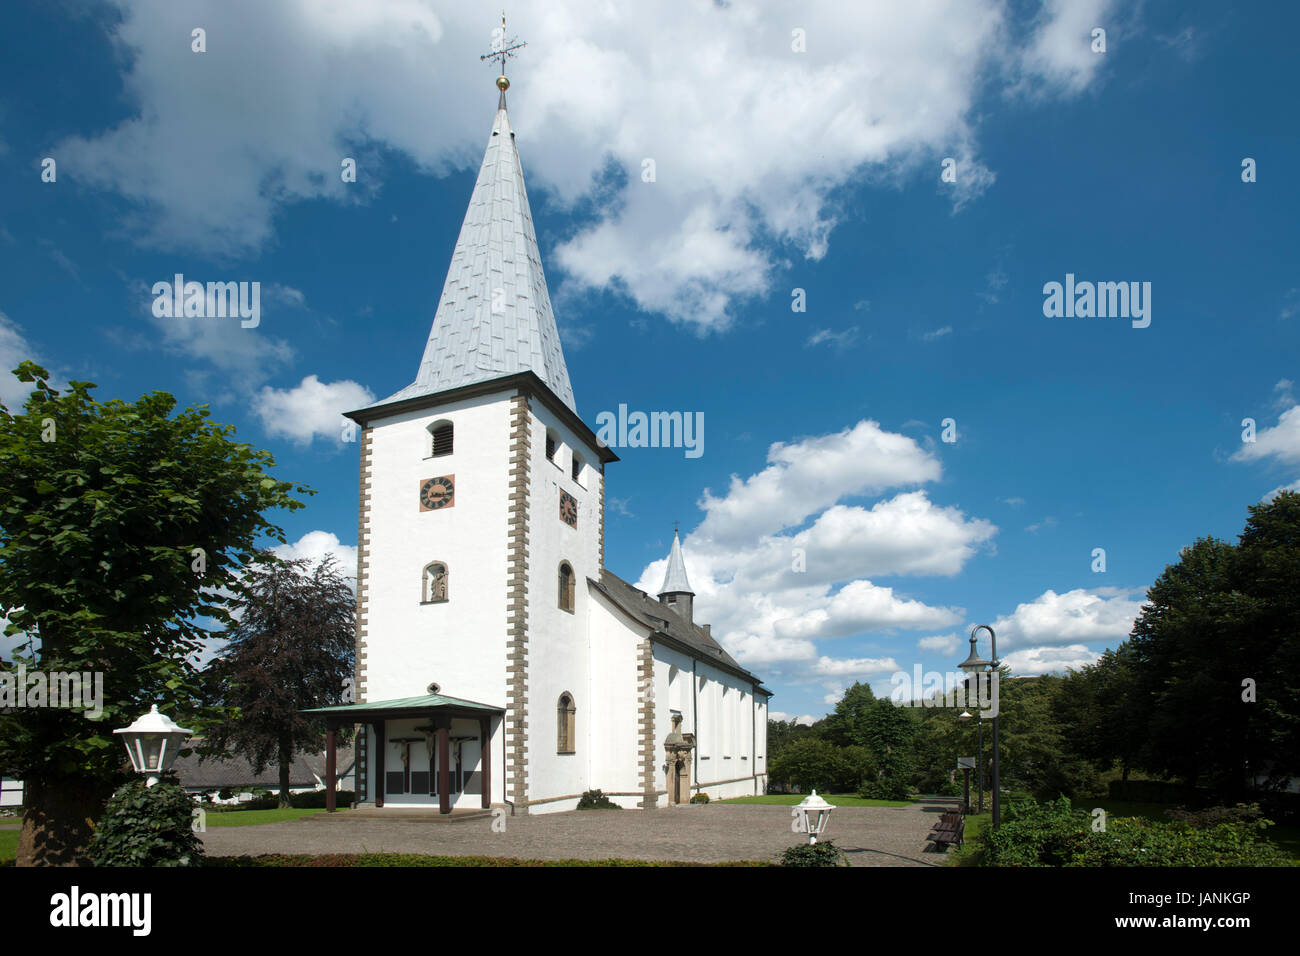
[479,12,527,89]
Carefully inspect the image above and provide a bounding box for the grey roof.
[658,530,694,595]
[367,92,576,413]
[304,692,504,716]
[591,569,764,687]
[172,744,351,790]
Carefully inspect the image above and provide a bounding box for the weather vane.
[480,12,527,90]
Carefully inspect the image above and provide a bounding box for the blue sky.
[1,1,1297,722]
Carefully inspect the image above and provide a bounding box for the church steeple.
[657,530,695,624]
[370,31,576,413]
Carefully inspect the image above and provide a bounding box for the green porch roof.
[303,692,504,716]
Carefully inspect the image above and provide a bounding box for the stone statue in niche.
[426,563,448,603]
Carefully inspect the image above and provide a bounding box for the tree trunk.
[17,776,110,867]
[278,735,293,809]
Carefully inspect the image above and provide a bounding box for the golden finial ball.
[496,75,510,91]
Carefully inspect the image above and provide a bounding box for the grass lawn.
[199,808,326,828]
[0,828,17,865]
[715,794,911,808]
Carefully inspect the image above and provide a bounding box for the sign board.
[957,756,976,770]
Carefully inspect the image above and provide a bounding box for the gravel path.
[200,801,957,866]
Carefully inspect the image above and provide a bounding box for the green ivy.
[780,838,847,867]
[88,778,204,867]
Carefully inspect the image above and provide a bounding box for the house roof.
[362,89,575,414]
[172,745,349,791]
[591,569,768,693]
[658,530,694,595]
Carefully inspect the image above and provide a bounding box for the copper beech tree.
[0,363,309,865]
[204,552,355,808]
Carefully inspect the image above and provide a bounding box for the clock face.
[419,475,455,512]
[559,490,578,528]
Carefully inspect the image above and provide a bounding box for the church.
[308,65,770,813]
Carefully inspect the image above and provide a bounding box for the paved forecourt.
[200,801,954,866]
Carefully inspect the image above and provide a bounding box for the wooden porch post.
[479,716,491,809]
[437,718,451,814]
[325,721,338,812]
[374,720,386,809]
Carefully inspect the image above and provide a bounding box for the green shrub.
[690,793,710,804]
[780,839,847,867]
[576,789,620,810]
[291,789,354,809]
[977,796,1292,867]
[89,778,205,867]
[858,778,912,801]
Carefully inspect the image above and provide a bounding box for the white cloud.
[775,580,963,641]
[794,714,817,727]
[1232,404,1300,467]
[805,327,860,350]
[1013,0,1118,98]
[57,1,1114,331]
[696,420,942,545]
[918,633,959,654]
[631,420,991,686]
[1000,643,1100,676]
[253,375,376,445]
[991,587,1143,650]
[807,655,900,678]
[0,313,42,409]
[271,530,359,582]
[1264,480,1300,502]
[922,326,953,341]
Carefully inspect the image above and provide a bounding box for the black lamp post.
[958,708,984,813]
[959,625,1000,828]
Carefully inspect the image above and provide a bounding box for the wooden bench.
[929,809,965,849]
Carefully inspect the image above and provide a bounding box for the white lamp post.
[114,704,193,787]
[794,790,835,845]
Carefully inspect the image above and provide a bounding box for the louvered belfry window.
[431,422,453,457]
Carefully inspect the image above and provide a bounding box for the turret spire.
[658,530,696,623]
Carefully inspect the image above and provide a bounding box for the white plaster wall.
[676,658,765,800]
[523,400,604,805]
[360,390,514,804]
[587,588,648,799]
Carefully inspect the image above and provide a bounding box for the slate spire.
[372,74,576,412]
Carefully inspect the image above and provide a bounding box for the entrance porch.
[304,692,504,814]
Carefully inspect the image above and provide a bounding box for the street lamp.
[114,704,193,787]
[794,790,835,845]
[958,709,984,813]
[958,625,1000,828]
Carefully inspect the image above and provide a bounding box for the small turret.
[657,530,695,624]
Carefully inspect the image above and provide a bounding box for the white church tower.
[317,47,770,814]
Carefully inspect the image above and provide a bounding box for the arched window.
[571,451,585,486]
[558,562,575,612]
[557,692,576,754]
[428,420,453,457]
[545,428,559,463]
[422,561,448,603]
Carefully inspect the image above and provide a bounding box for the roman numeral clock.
[419,475,455,512]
